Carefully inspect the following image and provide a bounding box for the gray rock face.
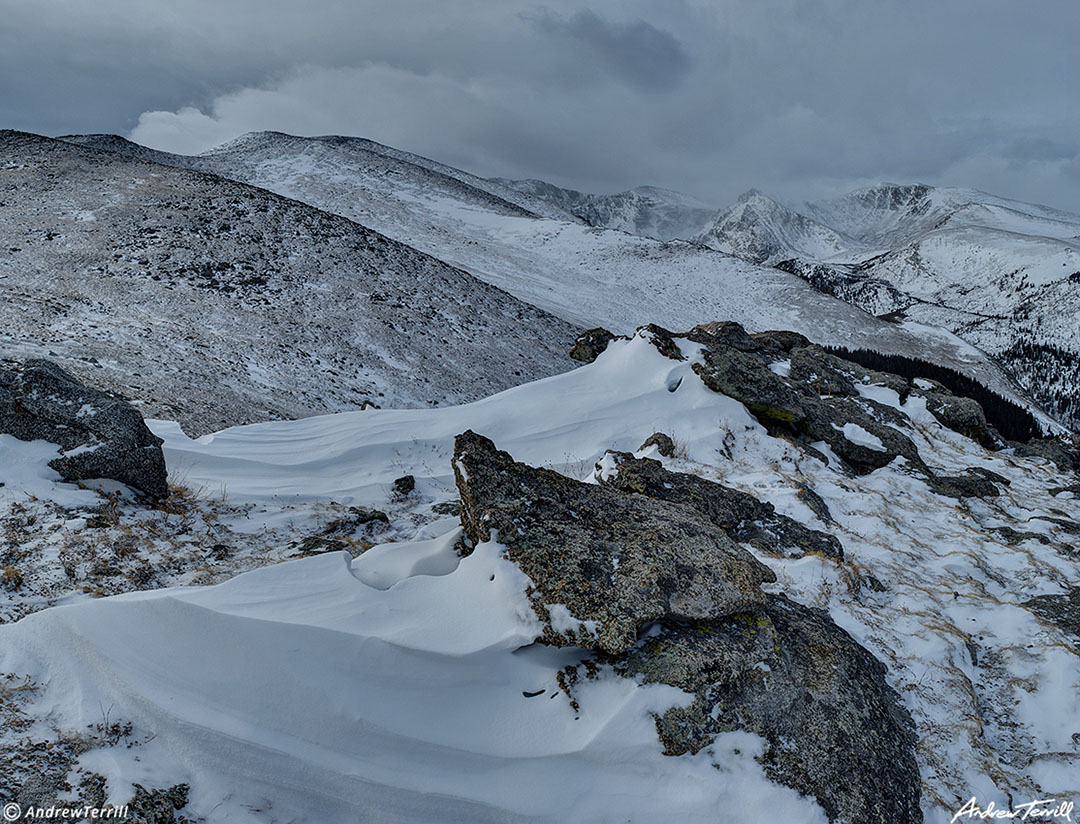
[0,359,168,499]
[452,431,775,654]
[597,451,844,560]
[622,596,923,824]
[452,430,921,823]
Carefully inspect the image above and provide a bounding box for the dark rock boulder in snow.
[0,359,167,499]
[452,430,921,823]
[596,451,843,560]
[452,430,775,654]
[916,380,994,446]
[1010,435,1080,473]
[638,432,676,458]
[621,595,923,824]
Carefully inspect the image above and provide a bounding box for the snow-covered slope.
[65,131,1042,419]
[0,131,579,435]
[2,331,1078,822]
[492,178,717,241]
[804,183,1080,248]
[690,182,1080,428]
[694,189,853,264]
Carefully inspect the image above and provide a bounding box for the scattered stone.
[431,500,461,516]
[321,506,389,535]
[569,328,620,363]
[127,782,191,824]
[293,536,348,557]
[452,431,775,654]
[392,475,415,496]
[797,482,835,524]
[597,452,843,560]
[1024,587,1080,643]
[0,359,168,499]
[1010,436,1080,473]
[990,527,1051,547]
[1049,483,1080,497]
[638,432,676,458]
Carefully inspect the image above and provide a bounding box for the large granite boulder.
[0,359,168,499]
[452,431,921,823]
[452,431,775,654]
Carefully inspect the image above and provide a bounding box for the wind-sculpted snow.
[0,131,578,435]
[1,331,1079,821]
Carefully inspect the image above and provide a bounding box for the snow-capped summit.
[694,189,852,264]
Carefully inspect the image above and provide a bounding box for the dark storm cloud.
[2,0,1079,212]
[530,9,690,91]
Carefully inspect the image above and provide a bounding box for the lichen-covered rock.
[453,430,920,822]
[0,359,167,499]
[452,431,775,654]
[621,596,923,824]
[596,451,843,560]
[569,327,620,363]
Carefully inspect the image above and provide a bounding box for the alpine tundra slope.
[0,131,579,435]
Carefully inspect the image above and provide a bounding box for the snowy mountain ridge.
[685,182,1080,429]
[491,177,718,241]
[62,130,1048,428]
[0,131,579,435]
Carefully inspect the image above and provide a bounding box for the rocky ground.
[1,326,1078,822]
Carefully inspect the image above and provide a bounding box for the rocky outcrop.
[452,431,921,822]
[638,432,676,458]
[0,360,168,499]
[686,324,1004,497]
[452,431,775,654]
[596,451,843,560]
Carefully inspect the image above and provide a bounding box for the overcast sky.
[2,0,1078,211]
